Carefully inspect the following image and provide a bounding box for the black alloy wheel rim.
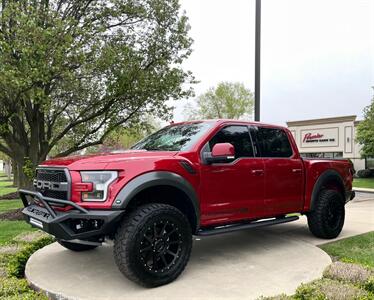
[326,199,342,230]
[139,220,183,273]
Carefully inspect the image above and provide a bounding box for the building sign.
[300,128,339,148]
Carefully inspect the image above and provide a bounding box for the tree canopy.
[356,96,374,158]
[0,0,193,186]
[184,82,254,120]
[85,115,160,153]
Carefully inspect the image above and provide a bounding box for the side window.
[209,126,254,159]
[256,127,293,158]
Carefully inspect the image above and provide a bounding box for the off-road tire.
[114,203,192,287]
[57,240,98,251]
[307,189,345,239]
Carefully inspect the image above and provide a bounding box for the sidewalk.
[25,193,374,300]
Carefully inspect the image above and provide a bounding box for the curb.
[353,187,374,194]
[25,244,69,300]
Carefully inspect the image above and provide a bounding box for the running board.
[197,216,299,236]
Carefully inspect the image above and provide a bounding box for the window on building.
[301,153,323,158]
[301,152,343,159]
[324,152,334,159]
[255,127,293,158]
[208,125,254,159]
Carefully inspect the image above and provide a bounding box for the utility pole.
[254,0,261,121]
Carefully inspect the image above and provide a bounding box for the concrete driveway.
[26,193,374,300]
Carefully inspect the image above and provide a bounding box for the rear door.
[250,126,304,215]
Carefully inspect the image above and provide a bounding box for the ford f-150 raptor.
[19,120,355,287]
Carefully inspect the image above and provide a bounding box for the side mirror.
[205,143,235,164]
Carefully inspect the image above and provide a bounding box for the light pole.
[254,0,261,121]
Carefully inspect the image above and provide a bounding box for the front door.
[199,125,265,226]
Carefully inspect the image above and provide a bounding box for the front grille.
[34,168,69,202]
[36,169,67,182]
[42,190,67,200]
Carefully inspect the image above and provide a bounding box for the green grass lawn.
[0,174,17,197]
[0,176,50,299]
[0,200,22,213]
[353,177,374,189]
[0,173,22,214]
[320,232,374,268]
[0,175,34,245]
[0,221,35,246]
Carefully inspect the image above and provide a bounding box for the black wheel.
[57,240,98,252]
[114,203,192,287]
[307,189,345,239]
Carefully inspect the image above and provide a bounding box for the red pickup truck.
[19,120,355,287]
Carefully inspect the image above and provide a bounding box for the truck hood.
[39,150,179,170]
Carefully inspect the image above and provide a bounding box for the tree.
[86,115,161,152]
[184,82,254,120]
[0,0,193,187]
[356,96,374,158]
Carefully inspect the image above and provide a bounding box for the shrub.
[7,236,54,278]
[363,276,374,294]
[294,281,326,300]
[0,277,47,299]
[294,279,370,300]
[323,262,371,284]
[356,169,373,178]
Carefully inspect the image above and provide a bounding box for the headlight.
[80,171,118,201]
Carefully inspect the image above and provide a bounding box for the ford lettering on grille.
[34,168,70,201]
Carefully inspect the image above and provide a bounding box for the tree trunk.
[12,159,18,186]
[13,158,33,189]
[18,169,31,188]
[4,159,12,180]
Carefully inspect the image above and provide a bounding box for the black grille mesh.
[35,169,68,201]
[36,169,67,182]
[42,190,67,200]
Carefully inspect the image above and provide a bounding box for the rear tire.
[114,203,192,287]
[57,240,98,252]
[307,189,345,239]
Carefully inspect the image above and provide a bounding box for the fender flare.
[310,169,345,211]
[112,171,200,229]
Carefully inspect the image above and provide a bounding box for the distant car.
[19,120,355,287]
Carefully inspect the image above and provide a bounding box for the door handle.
[292,169,302,173]
[251,169,264,176]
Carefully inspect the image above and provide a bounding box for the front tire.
[307,189,345,239]
[114,204,192,287]
[57,240,98,252]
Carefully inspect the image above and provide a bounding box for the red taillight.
[73,182,93,192]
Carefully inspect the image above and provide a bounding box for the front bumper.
[19,189,124,241]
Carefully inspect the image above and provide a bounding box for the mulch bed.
[0,192,19,200]
[0,208,23,221]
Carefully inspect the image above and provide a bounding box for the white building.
[287,115,369,171]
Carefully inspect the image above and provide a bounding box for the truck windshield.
[131,122,214,151]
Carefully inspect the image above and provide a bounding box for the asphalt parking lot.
[26,192,373,300]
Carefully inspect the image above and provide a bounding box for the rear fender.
[309,169,345,212]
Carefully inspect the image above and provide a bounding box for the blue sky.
[171,0,374,125]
